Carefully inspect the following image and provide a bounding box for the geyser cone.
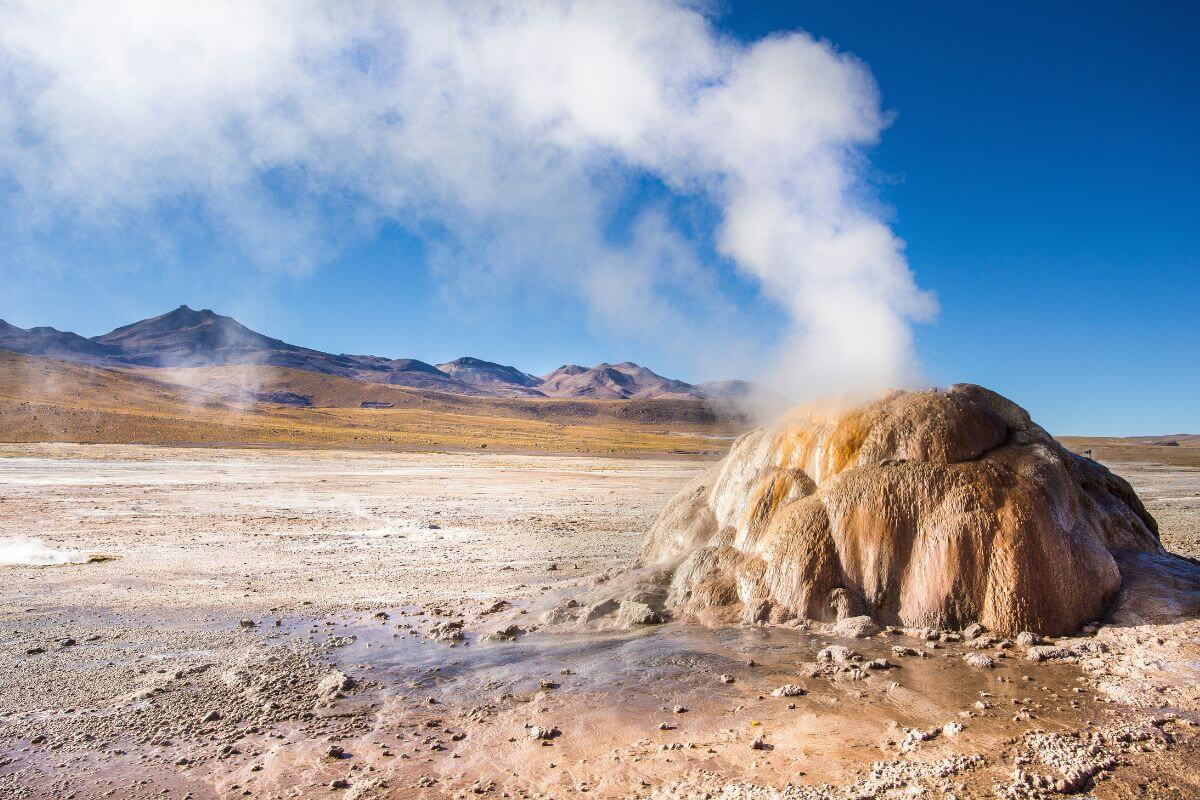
[642,384,1166,636]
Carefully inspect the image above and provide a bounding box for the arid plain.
[2,430,1198,799]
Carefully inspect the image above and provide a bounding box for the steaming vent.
[641,384,1170,636]
[0,536,89,566]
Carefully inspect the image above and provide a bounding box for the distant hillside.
[0,349,741,456]
[88,306,484,394]
[435,357,546,397]
[0,305,781,404]
[0,319,125,364]
[540,362,706,400]
[1060,435,1200,469]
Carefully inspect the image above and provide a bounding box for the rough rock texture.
[642,384,1182,636]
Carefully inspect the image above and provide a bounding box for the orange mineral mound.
[642,384,1183,636]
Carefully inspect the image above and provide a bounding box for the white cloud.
[0,0,936,396]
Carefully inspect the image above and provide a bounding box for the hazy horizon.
[1,1,1196,436]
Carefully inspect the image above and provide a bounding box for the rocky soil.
[1,444,1197,799]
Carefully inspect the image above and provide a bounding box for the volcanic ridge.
[0,305,779,402]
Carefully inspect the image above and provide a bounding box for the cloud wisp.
[0,0,936,396]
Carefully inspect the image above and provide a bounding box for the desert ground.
[0,350,740,458]
[1,441,1199,799]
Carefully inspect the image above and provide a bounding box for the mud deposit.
[1,444,1198,799]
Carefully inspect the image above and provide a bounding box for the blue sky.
[0,1,1196,435]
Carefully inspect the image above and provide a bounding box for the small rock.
[615,600,664,627]
[817,645,855,664]
[1026,645,1072,662]
[832,615,880,638]
[962,653,995,669]
[429,619,465,641]
[482,623,526,642]
[316,670,356,700]
[891,645,925,658]
[771,684,807,697]
[579,599,620,623]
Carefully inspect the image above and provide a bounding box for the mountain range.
[0,305,782,403]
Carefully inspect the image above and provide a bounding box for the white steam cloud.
[0,0,936,396]
[0,536,87,566]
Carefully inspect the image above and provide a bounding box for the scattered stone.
[540,603,578,625]
[833,615,881,638]
[963,653,995,669]
[482,624,525,642]
[579,599,620,623]
[1026,645,1072,662]
[817,645,856,664]
[429,619,465,641]
[316,670,356,701]
[615,600,664,627]
[528,725,561,740]
[900,727,939,752]
[718,674,735,684]
[891,645,925,658]
[771,684,807,697]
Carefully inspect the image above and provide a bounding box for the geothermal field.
[2,387,1199,800]
[1,4,1195,799]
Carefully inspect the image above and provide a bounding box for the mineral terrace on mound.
[641,384,1200,636]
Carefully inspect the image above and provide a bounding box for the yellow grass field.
[0,350,738,457]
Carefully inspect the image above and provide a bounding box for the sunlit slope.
[1060,436,1200,468]
[136,363,742,427]
[0,351,733,456]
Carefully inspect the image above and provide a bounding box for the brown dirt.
[1,443,1198,799]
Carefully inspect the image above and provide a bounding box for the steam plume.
[0,536,87,566]
[0,0,936,396]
